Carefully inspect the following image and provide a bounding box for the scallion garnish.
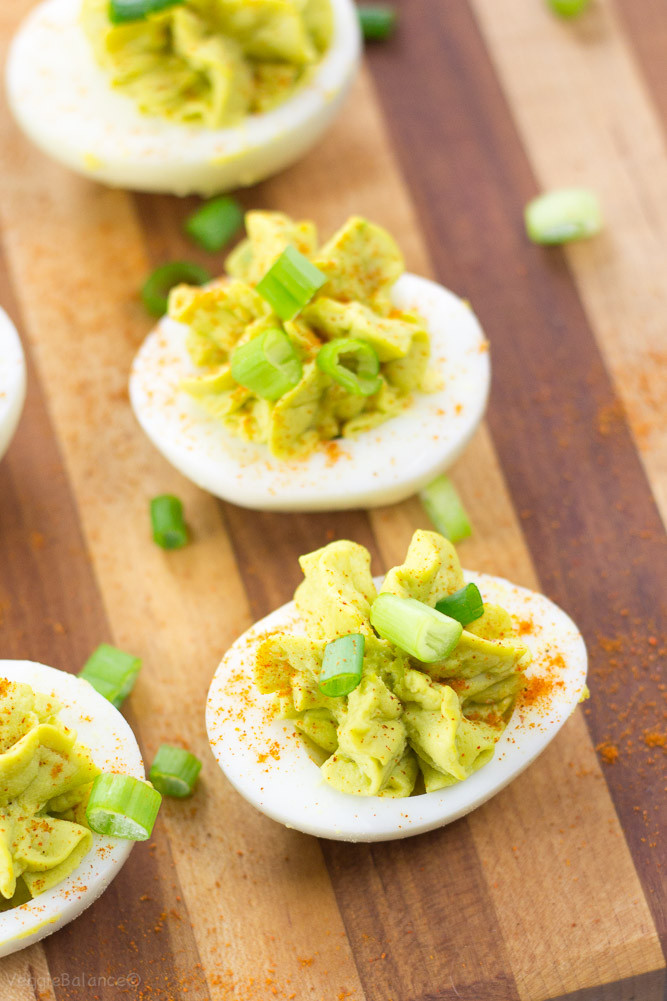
[150,494,188,550]
[230,327,302,400]
[435,583,484,627]
[184,196,243,254]
[524,188,602,245]
[256,246,327,321]
[370,594,462,662]
[358,5,397,40]
[79,644,141,709]
[419,475,472,543]
[141,261,210,318]
[316,338,382,397]
[547,0,590,17]
[109,0,184,24]
[318,634,365,698]
[86,774,161,841]
[149,744,202,798]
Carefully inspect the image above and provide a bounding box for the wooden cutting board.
[0,1,665,999]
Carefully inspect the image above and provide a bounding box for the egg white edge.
[0,661,145,958]
[6,0,362,196]
[0,307,27,462]
[129,273,491,511]
[206,572,588,842]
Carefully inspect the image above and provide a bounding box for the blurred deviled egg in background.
[6,0,361,196]
[0,307,26,462]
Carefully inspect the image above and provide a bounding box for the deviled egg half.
[206,531,588,842]
[6,0,361,196]
[130,212,490,511]
[0,308,26,462]
[0,661,144,957]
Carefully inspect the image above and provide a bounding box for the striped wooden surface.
[0,1,665,998]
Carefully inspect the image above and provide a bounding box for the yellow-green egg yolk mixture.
[170,212,435,459]
[0,680,99,908]
[81,0,333,128]
[255,530,530,797]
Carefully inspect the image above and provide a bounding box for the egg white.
[206,573,588,842]
[0,308,26,462]
[0,661,145,958]
[129,273,491,511]
[6,0,361,196]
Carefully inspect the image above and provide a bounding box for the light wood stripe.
[471,0,667,525]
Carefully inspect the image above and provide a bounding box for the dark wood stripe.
[0,247,210,1001]
[366,0,667,950]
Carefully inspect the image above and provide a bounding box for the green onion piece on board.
[316,338,382,397]
[435,583,484,627]
[524,188,602,245]
[184,196,243,254]
[141,261,210,318]
[419,475,472,543]
[358,5,397,40]
[318,634,365,698]
[370,594,462,663]
[79,644,141,709]
[150,494,188,550]
[109,0,184,24]
[546,0,590,17]
[149,744,202,798]
[86,774,162,841]
[231,327,302,400]
[256,246,327,321]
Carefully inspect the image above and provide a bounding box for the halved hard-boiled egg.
[6,0,361,196]
[206,573,588,842]
[0,661,144,958]
[0,308,26,462]
[130,273,491,511]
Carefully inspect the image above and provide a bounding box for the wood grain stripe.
[471,0,667,525]
[366,0,667,965]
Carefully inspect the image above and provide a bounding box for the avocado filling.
[255,530,530,798]
[171,211,436,459]
[81,0,333,128]
[0,680,99,907]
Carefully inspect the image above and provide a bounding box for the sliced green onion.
[149,744,202,798]
[547,0,590,17]
[358,5,397,40]
[79,644,141,709]
[231,327,302,400]
[109,0,183,23]
[141,261,210,318]
[86,773,161,841]
[435,583,484,627]
[370,594,462,663]
[150,494,188,550]
[525,188,602,245]
[184,196,243,254]
[318,634,365,698]
[316,338,382,397]
[420,475,472,543]
[256,246,327,321]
